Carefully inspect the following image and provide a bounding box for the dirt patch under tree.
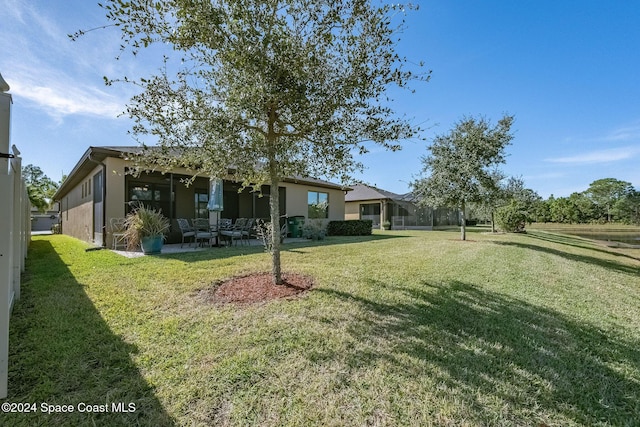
[198,272,314,305]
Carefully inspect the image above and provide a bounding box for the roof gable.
[345,183,408,202]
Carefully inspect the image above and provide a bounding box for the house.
[30,202,60,232]
[53,146,349,247]
[345,183,461,230]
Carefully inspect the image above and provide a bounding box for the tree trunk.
[491,211,496,233]
[269,172,283,285]
[460,201,466,241]
[267,102,283,285]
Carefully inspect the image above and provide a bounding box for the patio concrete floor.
[111,237,309,258]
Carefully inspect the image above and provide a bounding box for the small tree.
[78,0,428,284]
[495,200,527,232]
[412,115,514,240]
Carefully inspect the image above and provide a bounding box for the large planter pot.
[141,235,163,255]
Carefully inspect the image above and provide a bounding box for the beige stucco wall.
[281,181,345,221]
[103,158,128,248]
[60,164,102,245]
[345,201,360,220]
[105,157,127,219]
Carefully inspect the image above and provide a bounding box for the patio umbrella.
[207,179,224,212]
[207,179,224,244]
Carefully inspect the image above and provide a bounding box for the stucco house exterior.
[345,183,461,230]
[53,146,349,248]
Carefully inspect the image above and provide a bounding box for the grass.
[5,228,640,426]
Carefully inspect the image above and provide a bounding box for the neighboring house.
[53,146,349,248]
[345,183,461,230]
[30,202,59,232]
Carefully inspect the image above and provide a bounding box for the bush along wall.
[327,220,373,236]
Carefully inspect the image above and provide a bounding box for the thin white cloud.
[605,124,640,142]
[11,79,123,119]
[545,146,640,164]
[0,0,133,120]
[2,0,26,22]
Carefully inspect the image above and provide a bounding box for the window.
[308,191,329,219]
[127,181,172,215]
[195,190,209,219]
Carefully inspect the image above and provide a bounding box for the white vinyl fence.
[1,86,30,398]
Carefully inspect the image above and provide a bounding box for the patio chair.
[220,218,246,246]
[110,217,128,250]
[192,218,217,247]
[176,218,196,248]
[240,218,255,245]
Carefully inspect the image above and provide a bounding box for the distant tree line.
[535,178,640,225]
[471,177,640,228]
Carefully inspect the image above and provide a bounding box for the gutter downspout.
[88,152,107,249]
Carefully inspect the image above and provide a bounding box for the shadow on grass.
[525,230,640,262]
[7,240,175,426]
[492,236,640,277]
[315,282,640,425]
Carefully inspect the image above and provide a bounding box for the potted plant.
[123,205,170,254]
[382,220,391,230]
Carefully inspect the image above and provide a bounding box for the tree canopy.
[412,115,514,240]
[22,164,58,212]
[584,178,635,222]
[82,0,427,283]
[540,179,639,225]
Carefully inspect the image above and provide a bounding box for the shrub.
[255,219,276,253]
[495,201,528,233]
[327,220,373,236]
[302,219,327,240]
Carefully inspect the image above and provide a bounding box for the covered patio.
[125,170,286,244]
[111,235,309,258]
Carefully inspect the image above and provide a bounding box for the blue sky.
[1,0,638,198]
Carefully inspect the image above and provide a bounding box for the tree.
[549,196,574,223]
[495,200,527,232]
[80,1,428,284]
[471,169,506,233]
[585,178,634,222]
[412,115,515,240]
[567,192,597,223]
[495,176,542,232]
[612,188,640,224]
[22,164,58,212]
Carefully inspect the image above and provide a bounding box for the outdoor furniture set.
[176,217,256,248]
[110,216,259,250]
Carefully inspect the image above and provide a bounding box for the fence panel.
[1,85,29,399]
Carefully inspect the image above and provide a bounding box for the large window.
[127,181,172,216]
[308,191,329,219]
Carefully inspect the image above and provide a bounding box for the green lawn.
[5,229,640,426]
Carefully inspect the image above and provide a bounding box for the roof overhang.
[53,146,351,200]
